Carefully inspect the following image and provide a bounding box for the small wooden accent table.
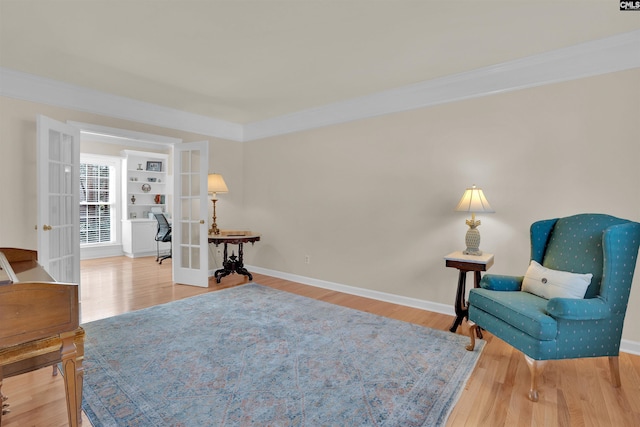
[444,251,494,334]
[208,231,261,283]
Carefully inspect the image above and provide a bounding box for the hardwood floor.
[3,256,640,426]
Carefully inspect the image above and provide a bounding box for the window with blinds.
[80,162,115,244]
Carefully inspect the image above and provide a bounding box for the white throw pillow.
[522,260,592,300]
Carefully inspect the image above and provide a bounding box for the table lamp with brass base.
[208,173,228,235]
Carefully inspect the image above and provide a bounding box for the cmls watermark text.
[620,1,640,10]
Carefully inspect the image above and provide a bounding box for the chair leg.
[609,356,621,387]
[158,245,171,265]
[466,321,478,351]
[524,355,546,402]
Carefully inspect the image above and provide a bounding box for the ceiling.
[1,1,639,124]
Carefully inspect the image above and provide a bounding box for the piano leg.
[60,331,84,427]
[75,330,85,424]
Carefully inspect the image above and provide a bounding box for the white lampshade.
[208,173,228,194]
[455,185,494,213]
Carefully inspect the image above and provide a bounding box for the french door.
[172,141,210,287]
[37,115,81,285]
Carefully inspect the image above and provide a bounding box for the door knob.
[43,224,53,231]
[199,220,205,224]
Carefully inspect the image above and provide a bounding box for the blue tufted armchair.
[466,214,640,401]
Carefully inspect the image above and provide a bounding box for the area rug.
[81,283,484,426]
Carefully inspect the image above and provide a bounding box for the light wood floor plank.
[2,255,639,426]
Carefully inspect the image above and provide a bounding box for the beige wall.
[0,97,246,250]
[243,69,640,342]
[1,69,639,343]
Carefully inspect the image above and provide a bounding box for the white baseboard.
[246,265,454,316]
[620,339,640,356]
[246,265,640,356]
[123,250,169,259]
[81,245,124,260]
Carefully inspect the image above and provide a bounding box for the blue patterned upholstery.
[469,214,640,363]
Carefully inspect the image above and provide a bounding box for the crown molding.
[68,121,182,150]
[243,30,640,141]
[0,68,244,142]
[1,30,638,143]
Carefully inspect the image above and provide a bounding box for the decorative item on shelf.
[130,212,137,219]
[131,194,136,204]
[154,194,165,204]
[146,161,162,172]
[454,184,495,256]
[147,177,157,182]
[208,173,229,235]
[130,177,138,182]
[137,164,143,170]
[142,183,151,193]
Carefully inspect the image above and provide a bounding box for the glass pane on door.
[48,138,76,281]
[178,149,201,270]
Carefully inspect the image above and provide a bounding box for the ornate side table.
[208,232,261,283]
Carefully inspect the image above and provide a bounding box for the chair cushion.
[522,260,592,300]
[469,289,557,341]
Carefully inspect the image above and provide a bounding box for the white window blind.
[80,160,115,244]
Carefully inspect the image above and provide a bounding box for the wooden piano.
[0,248,84,427]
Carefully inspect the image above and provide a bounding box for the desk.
[208,232,260,283]
[0,248,84,427]
[444,251,494,334]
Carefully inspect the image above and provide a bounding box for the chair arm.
[546,297,611,320]
[479,274,523,291]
